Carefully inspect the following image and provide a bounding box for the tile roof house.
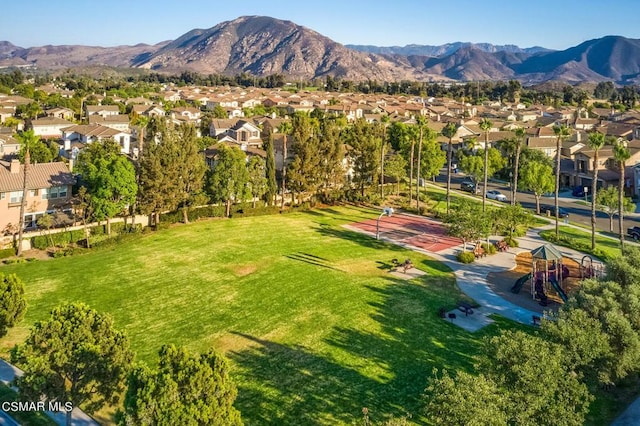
[62,124,132,154]
[0,159,76,232]
[85,105,120,118]
[28,117,75,139]
[88,114,130,132]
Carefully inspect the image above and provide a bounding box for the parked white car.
[486,190,508,202]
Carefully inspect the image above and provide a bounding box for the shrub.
[481,243,497,255]
[0,248,15,260]
[457,251,475,263]
[504,236,519,247]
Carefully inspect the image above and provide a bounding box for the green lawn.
[540,225,623,261]
[0,206,537,424]
[0,383,57,425]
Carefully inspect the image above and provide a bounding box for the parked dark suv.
[460,180,476,193]
[540,205,569,218]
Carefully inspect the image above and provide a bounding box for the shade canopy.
[531,244,563,261]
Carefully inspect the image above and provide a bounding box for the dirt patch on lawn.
[233,264,258,277]
[485,252,583,314]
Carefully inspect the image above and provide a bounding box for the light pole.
[376,207,394,240]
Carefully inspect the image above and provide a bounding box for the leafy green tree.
[416,124,445,209]
[211,104,228,119]
[479,118,493,211]
[388,122,416,201]
[76,139,138,234]
[494,203,532,241]
[519,160,554,214]
[17,134,57,164]
[384,152,407,195]
[13,303,134,426]
[119,344,242,426]
[596,185,635,232]
[139,130,180,226]
[482,330,593,426]
[594,82,615,100]
[553,124,571,236]
[0,273,26,338]
[614,140,631,252]
[559,279,640,385]
[424,370,508,426]
[175,124,207,223]
[441,122,457,213]
[587,131,606,249]
[206,144,249,217]
[288,136,321,204]
[605,246,640,288]
[345,119,381,197]
[459,148,505,193]
[278,121,293,208]
[317,117,344,198]
[443,199,490,251]
[263,136,278,206]
[247,156,267,208]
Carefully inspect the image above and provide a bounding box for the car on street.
[540,205,569,218]
[460,180,476,193]
[486,190,508,202]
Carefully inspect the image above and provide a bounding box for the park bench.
[457,302,474,316]
[473,243,486,259]
[494,240,508,252]
[392,258,414,273]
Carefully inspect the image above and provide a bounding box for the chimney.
[68,158,74,172]
[10,159,20,174]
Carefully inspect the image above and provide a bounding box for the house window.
[42,186,67,200]
[9,191,23,204]
[0,192,4,200]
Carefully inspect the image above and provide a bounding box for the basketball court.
[348,213,462,253]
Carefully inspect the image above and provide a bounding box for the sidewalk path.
[0,359,99,426]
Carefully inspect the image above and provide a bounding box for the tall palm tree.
[479,118,493,212]
[441,122,457,214]
[512,127,526,205]
[380,115,390,199]
[614,139,631,253]
[415,116,427,211]
[278,121,293,209]
[552,124,571,237]
[587,131,605,250]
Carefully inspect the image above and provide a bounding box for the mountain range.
[2,16,640,84]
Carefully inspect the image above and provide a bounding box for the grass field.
[0,206,528,424]
[540,225,623,261]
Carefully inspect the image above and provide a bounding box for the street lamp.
[376,207,394,240]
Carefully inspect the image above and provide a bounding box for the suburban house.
[61,124,132,154]
[0,159,76,233]
[216,120,262,147]
[0,107,14,124]
[0,133,20,158]
[46,107,75,120]
[170,107,201,124]
[28,117,75,139]
[88,114,131,132]
[203,142,266,171]
[210,119,238,138]
[85,105,120,118]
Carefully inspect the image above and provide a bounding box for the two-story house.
[28,117,75,139]
[0,159,76,233]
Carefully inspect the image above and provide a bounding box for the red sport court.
[348,213,462,253]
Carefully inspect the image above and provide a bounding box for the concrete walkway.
[0,359,99,426]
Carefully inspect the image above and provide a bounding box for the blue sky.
[3,0,639,50]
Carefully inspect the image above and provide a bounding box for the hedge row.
[159,203,288,224]
[31,223,142,250]
[0,248,15,259]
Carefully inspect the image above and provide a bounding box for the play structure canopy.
[530,244,563,261]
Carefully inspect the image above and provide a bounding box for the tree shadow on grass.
[323,279,484,420]
[228,332,382,425]
[315,226,406,252]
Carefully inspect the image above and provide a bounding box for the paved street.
[432,170,640,234]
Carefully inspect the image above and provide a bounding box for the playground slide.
[549,277,568,303]
[511,273,532,294]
